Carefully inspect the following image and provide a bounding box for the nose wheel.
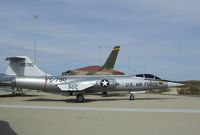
[76,94,84,102]
[129,94,135,100]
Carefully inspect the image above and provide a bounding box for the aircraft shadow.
[25,98,128,103]
[0,94,43,98]
[26,98,67,102]
[25,97,175,103]
[90,93,128,97]
[25,93,129,103]
[65,98,130,103]
[135,97,176,100]
[0,121,17,135]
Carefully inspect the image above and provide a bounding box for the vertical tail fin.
[102,46,120,69]
[5,56,47,76]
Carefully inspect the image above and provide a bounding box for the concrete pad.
[0,90,200,135]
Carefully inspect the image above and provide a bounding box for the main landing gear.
[102,91,108,95]
[76,94,84,102]
[129,93,135,100]
[12,88,25,96]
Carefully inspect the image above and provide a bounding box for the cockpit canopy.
[135,74,161,80]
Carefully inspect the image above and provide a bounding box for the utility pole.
[99,45,102,65]
[144,64,146,73]
[33,15,39,65]
[128,56,131,75]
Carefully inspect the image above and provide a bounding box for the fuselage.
[14,75,169,93]
[2,55,185,102]
[0,73,184,102]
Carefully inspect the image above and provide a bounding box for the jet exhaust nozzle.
[0,74,15,87]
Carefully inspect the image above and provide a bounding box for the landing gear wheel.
[12,88,25,96]
[129,94,135,100]
[102,91,108,95]
[69,92,73,96]
[76,94,84,102]
[12,91,17,96]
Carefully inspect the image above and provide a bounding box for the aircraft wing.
[56,79,97,91]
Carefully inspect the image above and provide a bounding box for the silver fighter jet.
[0,56,184,102]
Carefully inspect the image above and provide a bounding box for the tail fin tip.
[102,45,120,69]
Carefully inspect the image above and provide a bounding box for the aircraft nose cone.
[167,82,185,87]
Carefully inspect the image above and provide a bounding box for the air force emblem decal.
[100,79,109,87]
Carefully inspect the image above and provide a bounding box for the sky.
[0,0,200,80]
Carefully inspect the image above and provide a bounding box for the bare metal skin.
[1,56,184,102]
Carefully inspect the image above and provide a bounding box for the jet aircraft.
[0,56,184,102]
[62,46,124,76]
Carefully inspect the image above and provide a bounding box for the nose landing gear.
[129,93,135,100]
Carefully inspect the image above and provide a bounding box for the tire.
[76,94,84,102]
[129,94,135,100]
[102,91,108,95]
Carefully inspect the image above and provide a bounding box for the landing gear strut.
[102,91,108,95]
[129,93,135,100]
[12,88,25,96]
[76,94,84,102]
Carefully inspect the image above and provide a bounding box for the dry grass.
[177,81,200,95]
